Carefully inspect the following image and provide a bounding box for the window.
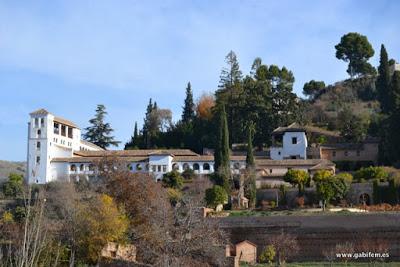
[136,163,142,171]
[36,141,41,150]
[162,165,167,172]
[203,163,210,171]
[37,129,41,137]
[61,125,66,136]
[70,164,76,172]
[270,169,273,174]
[344,151,349,156]
[292,137,297,144]
[291,156,296,159]
[68,127,73,138]
[54,123,60,134]
[152,165,156,172]
[356,150,360,156]
[183,163,190,170]
[34,118,39,128]
[80,164,85,171]
[157,165,161,172]
[193,163,200,171]
[36,156,40,164]
[332,151,336,157]
[40,118,44,127]
[278,151,281,155]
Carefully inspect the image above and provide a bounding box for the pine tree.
[84,104,120,149]
[182,82,195,123]
[377,44,391,113]
[214,105,230,173]
[246,123,255,168]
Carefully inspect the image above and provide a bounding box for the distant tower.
[270,123,308,160]
[27,109,81,184]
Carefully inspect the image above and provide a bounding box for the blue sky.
[0,0,399,161]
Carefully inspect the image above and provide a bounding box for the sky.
[0,0,399,161]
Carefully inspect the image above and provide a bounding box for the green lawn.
[241,262,399,267]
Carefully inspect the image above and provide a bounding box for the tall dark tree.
[216,50,243,146]
[377,44,392,113]
[84,104,120,149]
[386,71,400,165]
[182,82,195,123]
[125,122,139,149]
[246,123,255,168]
[214,105,230,173]
[335,32,375,78]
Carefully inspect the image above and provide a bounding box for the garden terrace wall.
[218,213,400,261]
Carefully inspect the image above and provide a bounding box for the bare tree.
[267,231,299,265]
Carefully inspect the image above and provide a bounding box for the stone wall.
[218,214,400,261]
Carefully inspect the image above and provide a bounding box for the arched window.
[203,163,210,171]
[70,164,76,172]
[234,162,240,170]
[136,163,142,171]
[79,164,85,171]
[183,163,190,170]
[172,163,179,171]
[127,164,133,171]
[193,163,200,171]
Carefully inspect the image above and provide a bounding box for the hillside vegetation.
[0,160,26,181]
[308,76,380,133]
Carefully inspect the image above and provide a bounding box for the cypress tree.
[125,122,139,149]
[388,71,400,163]
[246,123,255,168]
[84,104,120,149]
[216,105,230,171]
[377,44,391,113]
[182,82,195,123]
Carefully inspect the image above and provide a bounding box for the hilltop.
[306,76,380,133]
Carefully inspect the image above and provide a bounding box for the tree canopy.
[83,104,120,149]
[335,32,375,78]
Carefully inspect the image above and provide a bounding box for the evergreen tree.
[125,122,139,149]
[246,123,255,168]
[387,71,400,164]
[216,50,243,146]
[84,104,120,149]
[214,105,230,175]
[377,44,391,113]
[182,82,195,123]
[335,32,375,78]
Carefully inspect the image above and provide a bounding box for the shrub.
[162,170,184,189]
[182,168,196,180]
[259,245,276,264]
[2,173,24,198]
[14,206,26,223]
[354,166,389,182]
[334,172,353,184]
[283,170,310,195]
[2,211,14,223]
[205,185,228,209]
[270,201,276,208]
[166,188,182,206]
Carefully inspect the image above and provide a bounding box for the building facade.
[27,109,335,184]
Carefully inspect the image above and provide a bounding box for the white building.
[270,123,308,160]
[27,109,334,184]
